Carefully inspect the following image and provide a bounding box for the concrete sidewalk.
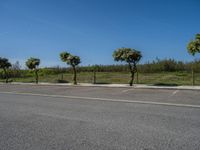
[1,82,200,90]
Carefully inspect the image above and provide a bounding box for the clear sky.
[0,0,199,67]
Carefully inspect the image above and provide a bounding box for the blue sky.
[0,0,199,67]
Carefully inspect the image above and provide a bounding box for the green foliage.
[0,57,11,69]
[60,52,80,66]
[1,59,200,79]
[25,57,40,83]
[113,48,142,86]
[0,57,11,83]
[39,67,66,76]
[113,48,142,63]
[60,51,81,84]
[26,57,40,70]
[187,33,200,56]
[60,52,70,62]
[2,71,200,85]
[137,58,187,73]
[76,65,129,72]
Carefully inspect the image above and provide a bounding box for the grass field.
[1,71,200,86]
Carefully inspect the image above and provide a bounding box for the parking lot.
[0,84,200,150]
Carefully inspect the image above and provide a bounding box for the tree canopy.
[60,52,81,66]
[0,57,11,83]
[26,57,40,70]
[187,34,200,56]
[0,57,11,69]
[113,48,142,64]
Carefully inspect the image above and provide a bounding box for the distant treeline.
[77,58,200,73]
[0,58,200,79]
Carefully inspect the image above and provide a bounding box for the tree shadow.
[94,82,110,84]
[153,83,179,86]
[54,79,69,83]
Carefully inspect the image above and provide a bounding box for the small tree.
[113,48,142,86]
[60,52,81,85]
[187,33,200,85]
[0,57,11,83]
[187,34,200,55]
[26,57,40,84]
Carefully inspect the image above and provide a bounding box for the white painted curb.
[0,82,200,90]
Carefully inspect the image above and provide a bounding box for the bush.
[1,58,200,79]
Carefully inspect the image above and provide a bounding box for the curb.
[0,82,200,91]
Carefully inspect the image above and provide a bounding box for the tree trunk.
[128,63,135,86]
[35,69,39,84]
[129,71,134,86]
[3,68,8,83]
[72,66,77,85]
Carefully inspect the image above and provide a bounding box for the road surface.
[0,84,200,150]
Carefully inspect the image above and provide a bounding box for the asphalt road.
[0,84,200,150]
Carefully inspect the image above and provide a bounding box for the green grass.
[1,71,200,85]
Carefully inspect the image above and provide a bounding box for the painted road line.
[122,89,134,93]
[0,91,200,108]
[171,90,179,96]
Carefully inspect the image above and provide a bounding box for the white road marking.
[122,89,134,93]
[172,90,179,96]
[0,91,200,108]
